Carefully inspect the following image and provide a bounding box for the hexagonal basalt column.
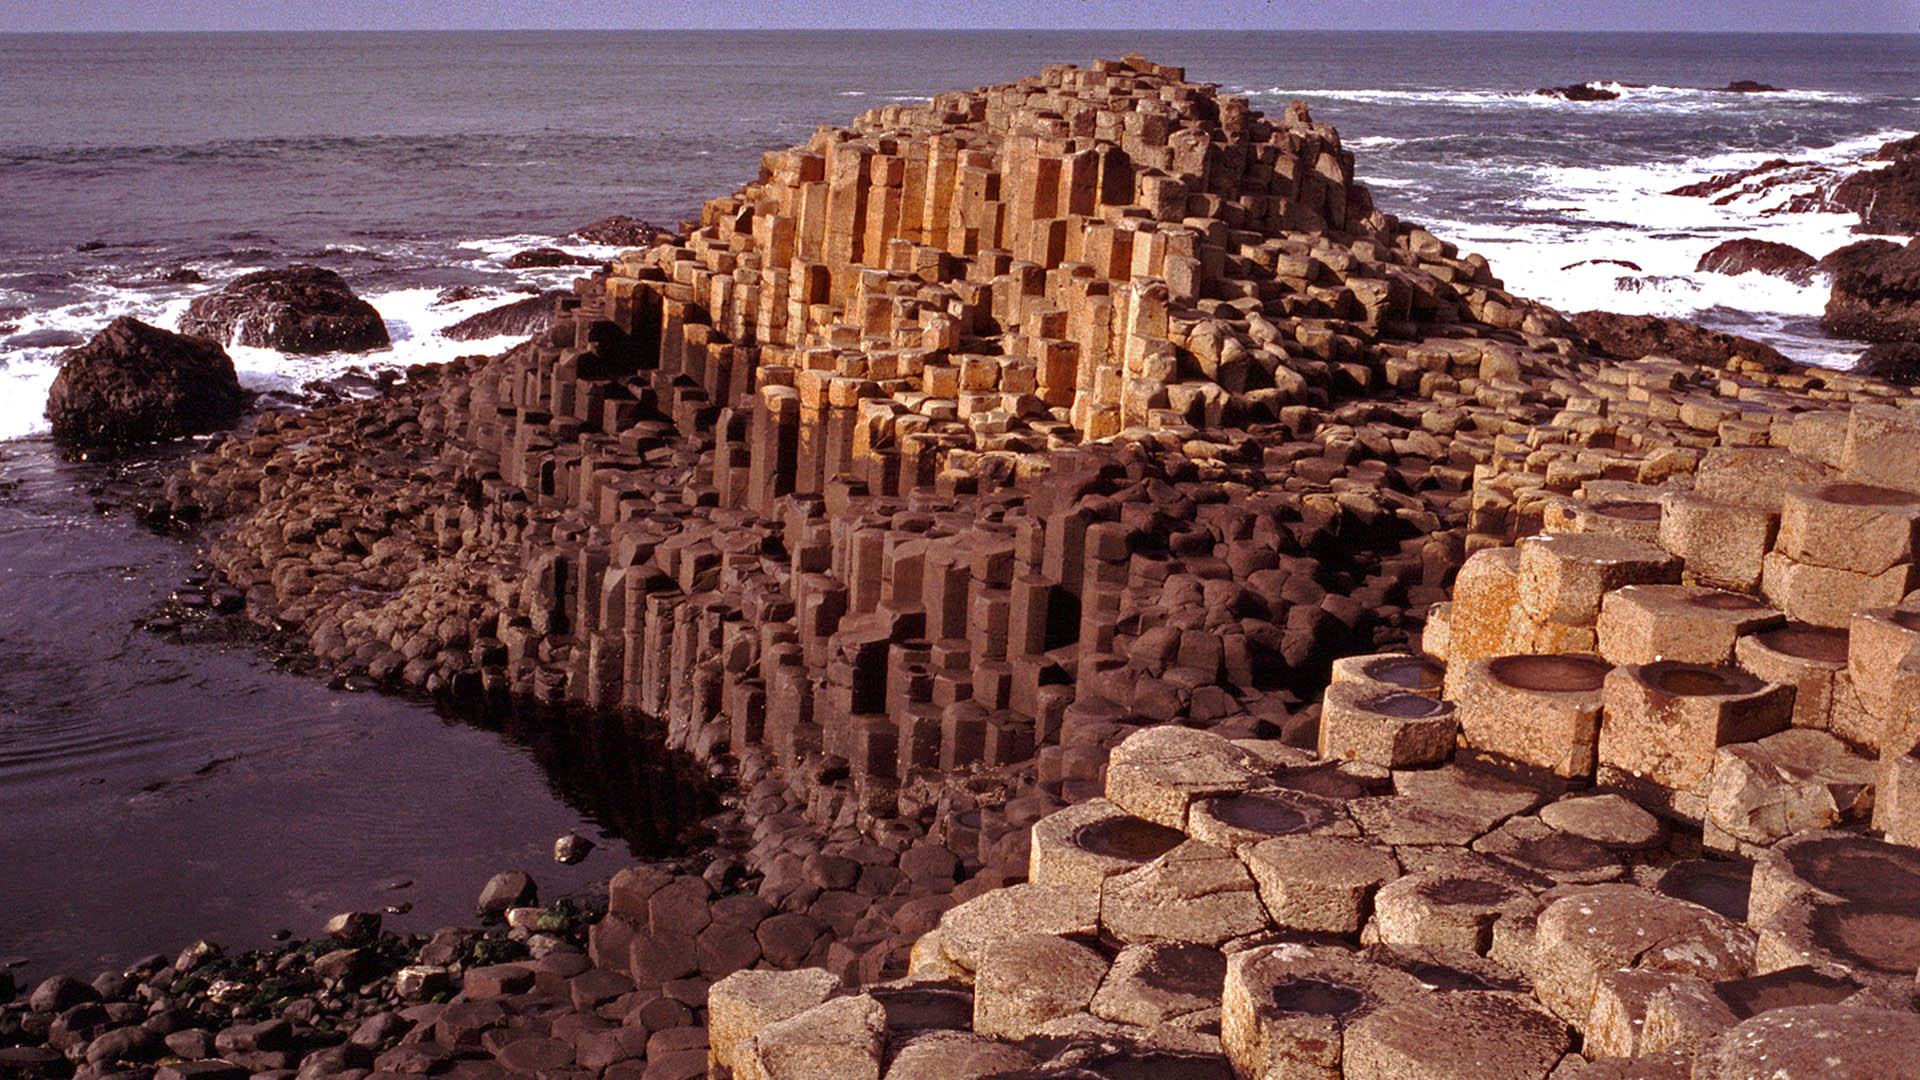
[1027,798,1187,889]
[1597,661,1794,819]
[1595,584,1782,667]
[1455,653,1612,780]
[1776,481,1920,577]
[1185,785,1356,853]
[1317,681,1459,769]
[1703,729,1874,856]
[1734,622,1850,732]
[1329,652,1445,698]
[1367,870,1533,954]
[1516,532,1681,627]
[1847,606,1920,738]
[1658,489,1777,592]
[1104,725,1262,830]
[1088,942,1227,1028]
[1099,839,1269,946]
[1221,945,1420,1080]
[1243,833,1401,935]
[1692,1005,1920,1080]
[972,932,1110,1040]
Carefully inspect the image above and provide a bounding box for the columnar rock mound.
[45,316,246,445]
[150,56,1920,1080]
[179,265,390,354]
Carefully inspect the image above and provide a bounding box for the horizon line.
[2,26,1916,35]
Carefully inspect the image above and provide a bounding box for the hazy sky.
[3,0,1915,34]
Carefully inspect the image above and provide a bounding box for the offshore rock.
[1694,238,1816,284]
[44,316,246,445]
[179,264,389,354]
[1537,82,1620,101]
[1833,140,1920,235]
[567,215,669,247]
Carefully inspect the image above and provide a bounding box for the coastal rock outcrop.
[1695,238,1816,284]
[178,265,389,354]
[1570,310,1790,370]
[1855,340,1920,384]
[45,316,246,445]
[1821,237,1920,342]
[567,215,669,247]
[1833,137,1920,235]
[442,289,571,341]
[503,247,600,269]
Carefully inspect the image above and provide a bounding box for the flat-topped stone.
[1100,839,1269,946]
[936,882,1100,972]
[1735,622,1850,731]
[1521,883,1755,1026]
[1657,489,1777,592]
[971,933,1109,1040]
[1186,784,1356,853]
[1777,481,1920,576]
[1539,792,1665,850]
[1692,1003,1920,1079]
[1517,533,1681,627]
[1243,833,1401,934]
[1104,726,1262,829]
[1704,729,1874,855]
[1317,680,1458,768]
[1088,942,1227,1028]
[1595,584,1782,667]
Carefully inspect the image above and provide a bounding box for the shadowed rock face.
[44,316,246,446]
[1571,310,1790,371]
[1834,150,1920,235]
[1855,341,1920,385]
[443,290,572,342]
[179,264,389,354]
[1822,237,1920,343]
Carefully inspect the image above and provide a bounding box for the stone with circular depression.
[1817,482,1920,508]
[1072,815,1186,862]
[1270,977,1367,1018]
[1361,655,1444,691]
[1753,624,1849,664]
[1487,654,1611,693]
[1643,661,1754,697]
[1360,691,1448,718]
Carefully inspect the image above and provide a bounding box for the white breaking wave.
[1410,127,1916,370]
[1239,83,1869,112]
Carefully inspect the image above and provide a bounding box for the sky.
[1,0,1915,34]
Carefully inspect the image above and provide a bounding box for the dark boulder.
[1571,310,1790,371]
[1720,80,1782,93]
[1834,155,1920,235]
[8,328,86,349]
[1695,239,1818,283]
[504,247,600,270]
[442,290,571,342]
[1855,342,1920,385]
[178,265,389,354]
[567,215,668,247]
[1537,82,1619,102]
[1822,237,1920,342]
[44,316,247,445]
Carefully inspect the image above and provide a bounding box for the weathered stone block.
[1518,532,1681,627]
[1595,584,1781,667]
[1776,481,1920,576]
[1455,653,1612,779]
[1316,680,1458,768]
[1597,661,1793,818]
[1657,490,1777,591]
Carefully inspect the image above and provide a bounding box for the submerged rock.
[44,316,246,446]
[443,289,571,341]
[1719,80,1782,93]
[1537,82,1619,101]
[1821,237,1920,342]
[179,265,389,354]
[1571,310,1790,371]
[1695,238,1817,284]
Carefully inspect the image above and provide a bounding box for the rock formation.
[44,315,246,446]
[443,290,575,342]
[123,56,1920,1080]
[1695,238,1816,284]
[1822,237,1920,342]
[179,265,390,354]
[1834,137,1920,235]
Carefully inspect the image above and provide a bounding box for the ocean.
[0,29,1915,978]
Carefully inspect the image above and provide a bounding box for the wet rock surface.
[44,317,247,446]
[178,265,389,354]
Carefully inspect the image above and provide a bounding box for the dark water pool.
[0,435,710,983]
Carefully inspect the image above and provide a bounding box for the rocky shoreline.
[13,54,1920,1080]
